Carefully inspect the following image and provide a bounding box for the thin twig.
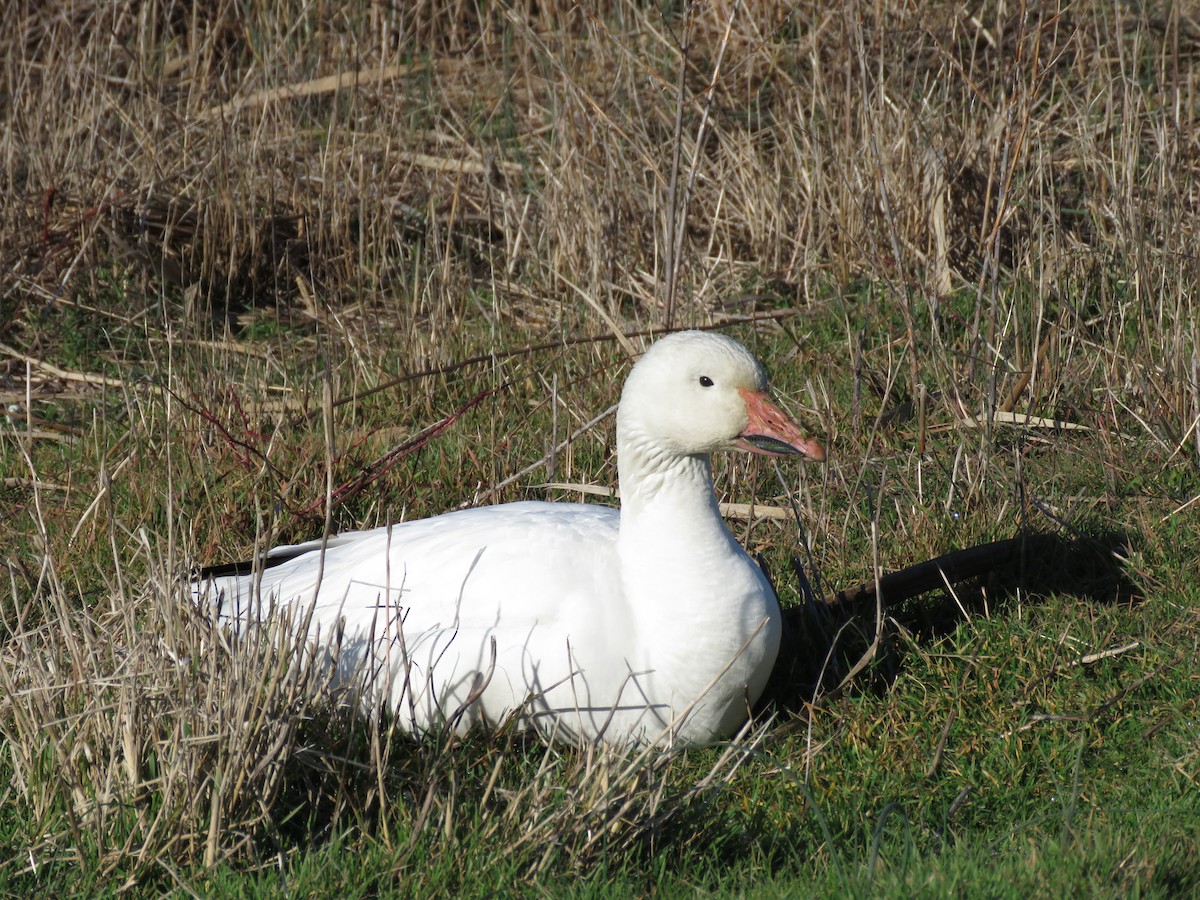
[295,386,502,517]
[1,343,160,395]
[195,63,429,123]
[475,404,618,504]
[290,311,807,426]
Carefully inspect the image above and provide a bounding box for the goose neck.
[616,431,721,528]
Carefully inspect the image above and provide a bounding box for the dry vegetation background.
[1,0,1199,893]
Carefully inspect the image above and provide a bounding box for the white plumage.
[198,331,825,746]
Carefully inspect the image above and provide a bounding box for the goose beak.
[736,389,827,461]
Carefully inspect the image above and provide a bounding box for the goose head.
[617,331,826,462]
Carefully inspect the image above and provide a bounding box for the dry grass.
[1,0,1199,892]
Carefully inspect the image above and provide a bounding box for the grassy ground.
[2,0,1198,895]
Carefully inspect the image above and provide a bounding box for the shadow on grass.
[764,530,1142,714]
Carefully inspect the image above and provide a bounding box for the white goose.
[199,331,825,746]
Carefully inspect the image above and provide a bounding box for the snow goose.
[198,331,825,746]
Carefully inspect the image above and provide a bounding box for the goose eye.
[698,375,714,388]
